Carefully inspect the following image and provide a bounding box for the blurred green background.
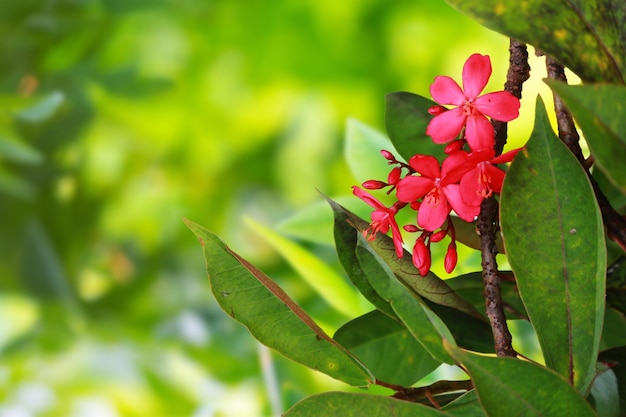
[0,1,548,415]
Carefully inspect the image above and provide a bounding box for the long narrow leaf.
[184,218,373,387]
[330,198,482,319]
[448,345,597,417]
[283,392,452,417]
[500,97,606,392]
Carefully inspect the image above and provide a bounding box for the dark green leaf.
[500,97,606,392]
[448,346,597,417]
[450,216,505,254]
[283,392,452,417]
[334,310,440,386]
[446,271,527,320]
[330,198,482,319]
[329,197,399,319]
[545,80,626,193]
[184,218,373,387]
[601,308,626,350]
[445,0,626,83]
[354,235,456,364]
[385,92,445,162]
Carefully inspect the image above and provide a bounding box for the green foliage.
[501,97,606,392]
[334,310,440,386]
[5,0,626,414]
[448,346,598,417]
[444,0,626,83]
[184,218,373,387]
[187,0,626,411]
[283,392,451,416]
[545,80,626,193]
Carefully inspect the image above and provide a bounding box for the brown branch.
[545,56,626,252]
[389,379,474,404]
[478,39,530,358]
[492,39,531,155]
[478,196,516,357]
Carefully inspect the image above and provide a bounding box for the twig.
[389,379,474,403]
[479,39,530,358]
[545,56,626,252]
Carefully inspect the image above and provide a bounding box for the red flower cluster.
[354,54,521,275]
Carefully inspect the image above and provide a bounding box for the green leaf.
[0,136,43,165]
[545,80,626,193]
[354,234,456,364]
[440,390,486,417]
[277,196,371,246]
[446,272,527,321]
[15,91,65,123]
[450,216,505,254]
[448,346,597,417]
[334,310,441,386]
[345,118,399,184]
[384,92,445,162]
[329,197,402,319]
[330,198,494,356]
[184,218,373,387]
[331,199,482,319]
[445,0,625,83]
[598,346,626,414]
[500,96,607,392]
[244,217,362,318]
[588,365,620,417]
[283,392,452,417]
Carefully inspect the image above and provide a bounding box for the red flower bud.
[403,224,419,233]
[428,105,447,116]
[444,243,458,273]
[380,150,397,163]
[387,167,402,185]
[413,238,431,276]
[430,230,447,243]
[362,180,386,190]
[444,140,466,154]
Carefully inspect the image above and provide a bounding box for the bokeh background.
[0,1,551,416]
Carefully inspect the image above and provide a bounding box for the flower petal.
[441,150,472,185]
[443,183,481,222]
[491,147,522,164]
[389,219,405,258]
[352,186,384,210]
[465,114,495,152]
[459,167,486,206]
[396,176,433,202]
[426,108,467,144]
[487,165,506,194]
[430,76,466,106]
[408,154,440,178]
[462,54,491,100]
[417,194,450,231]
[475,91,520,121]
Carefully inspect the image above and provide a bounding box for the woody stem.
[479,39,530,358]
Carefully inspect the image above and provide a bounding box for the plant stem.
[389,379,474,404]
[479,39,530,358]
[545,56,626,252]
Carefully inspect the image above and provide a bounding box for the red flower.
[448,147,521,207]
[426,54,520,152]
[395,154,480,231]
[352,186,405,257]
